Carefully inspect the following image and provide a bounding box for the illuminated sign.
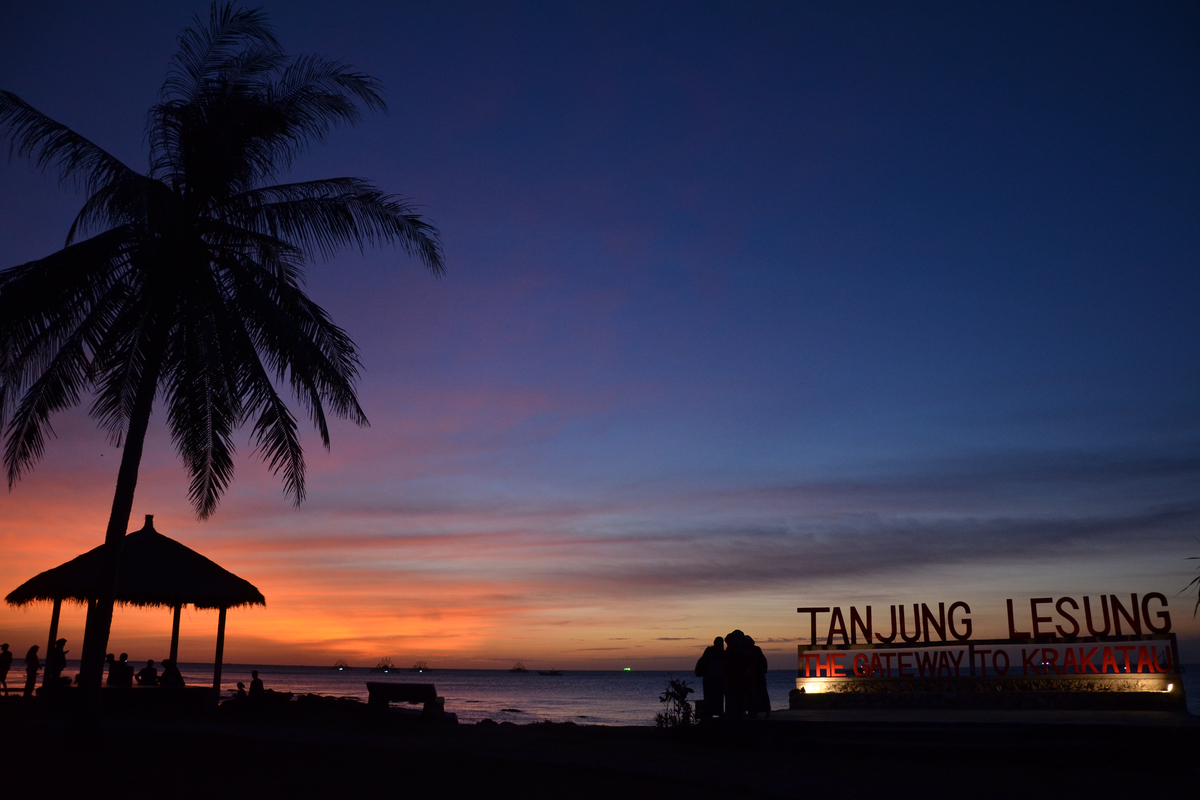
[793,592,1184,709]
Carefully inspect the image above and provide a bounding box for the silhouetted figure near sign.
[136,659,158,686]
[249,670,265,698]
[160,658,184,689]
[695,636,727,719]
[723,630,754,717]
[0,643,11,694]
[45,638,68,689]
[746,635,770,717]
[23,646,39,697]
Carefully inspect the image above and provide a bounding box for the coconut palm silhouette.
[0,3,443,689]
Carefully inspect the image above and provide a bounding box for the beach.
[3,692,1197,798]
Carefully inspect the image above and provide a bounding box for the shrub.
[655,677,696,729]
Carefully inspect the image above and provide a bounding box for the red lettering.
[1030,598,1054,638]
[850,606,873,644]
[975,649,991,676]
[798,607,830,646]
[1114,645,1136,673]
[802,654,818,677]
[947,601,972,641]
[937,651,953,677]
[948,650,964,676]
[1021,648,1041,675]
[1100,647,1119,674]
[1079,647,1099,674]
[1041,648,1060,674]
[826,607,849,646]
[1136,647,1153,674]
[993,650,1010,675]
[881,652,896,677]
[1110,595,1141,635]
[869,653,884,677]
[830,653,847,677]
[1007,599,1032,638]
[914,649,939,678]
[1062,647,1079,674]
[1152,646,1172,673]
[853,653,869,676]
[1141,593,1171,634]
[1084,596,1110,635]
[1055,597,1080,637]
[897,653,913,678]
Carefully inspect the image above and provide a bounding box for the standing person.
[45,638,67,688]
[22,645,39,697]
[723,630,751,717]
[746,636,771,717]
[0,643,12,694]
[249,670,265,697]
[694,636,727,720]
[105,654,118,686]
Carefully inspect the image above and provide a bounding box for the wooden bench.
[365,682,445,716]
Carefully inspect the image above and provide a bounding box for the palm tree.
[0,3,443,689]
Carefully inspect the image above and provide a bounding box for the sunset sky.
[2,2,1197,670]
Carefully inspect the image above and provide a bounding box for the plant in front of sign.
[1185,554,1200,615]
[655,677,696,729]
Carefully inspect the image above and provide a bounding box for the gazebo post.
[170,603,182,664]
[211,606,227,705]
[42,597,61,689]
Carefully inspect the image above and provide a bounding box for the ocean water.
[18,662,1200,726]
[183,661,1200,726]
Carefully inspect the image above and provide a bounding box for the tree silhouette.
[0,3,443,689]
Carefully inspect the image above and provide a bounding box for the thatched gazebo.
[6,515,264,697]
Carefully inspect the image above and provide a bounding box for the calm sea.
[183,661,1200,726]
[24,662,1200,726]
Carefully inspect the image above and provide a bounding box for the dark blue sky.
[2,2,1198,665]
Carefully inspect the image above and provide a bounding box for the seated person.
[136,659,158,686]
[159,658,184,689]
[114,653,134,688]
[234,681,247,700]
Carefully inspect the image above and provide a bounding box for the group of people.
[0,640,188,696]
[103,654,184,688]
[694,630,771,719]
[0,639,70,697]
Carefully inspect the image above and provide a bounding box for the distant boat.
[331,658,351,671]
[411,661,430,673]
[509,662,529,673]
[538,669,563,676]
[371,657,395,673]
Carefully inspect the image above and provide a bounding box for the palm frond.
[220,179,444,272]
[162,2,280,102]
[0,91,141,196]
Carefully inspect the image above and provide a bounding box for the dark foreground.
[2,696,1197,798]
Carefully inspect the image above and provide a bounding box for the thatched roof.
[5,515,265,610]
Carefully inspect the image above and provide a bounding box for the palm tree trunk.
[77,347,162,691]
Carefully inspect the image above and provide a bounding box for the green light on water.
[623,667,631,671]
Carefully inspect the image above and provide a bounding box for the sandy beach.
[2,695,1197,798]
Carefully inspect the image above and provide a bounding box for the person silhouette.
[249,670,265,697]
[114,653,134,688]
[695,636,727,719]
[746,635,770,717]
[45,638,67,688]
[159,658,184,689]
[23,645,39,697]
[0,643,11,694]
[235,681,247,700]
[136,659,158,686]
[105,654,117,686]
